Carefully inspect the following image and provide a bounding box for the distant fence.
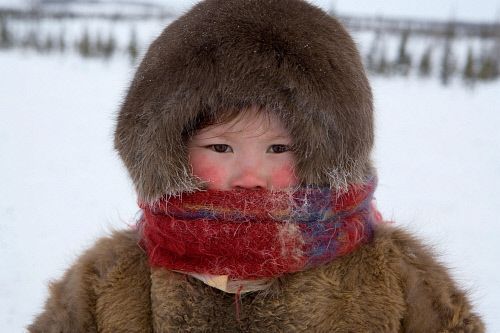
[0,6,175,21]
[338,15,500,38]
[2,7,499,38]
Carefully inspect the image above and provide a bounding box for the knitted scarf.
[139,177,381,293]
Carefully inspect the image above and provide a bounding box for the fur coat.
[29,225,483,332]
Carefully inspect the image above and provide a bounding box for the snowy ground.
[1,49,499,331]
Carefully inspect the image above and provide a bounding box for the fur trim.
[114,0,374,202]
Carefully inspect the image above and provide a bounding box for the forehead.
[194,108,290,139]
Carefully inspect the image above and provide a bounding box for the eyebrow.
[267,134,290,139]
[194,132,291,140]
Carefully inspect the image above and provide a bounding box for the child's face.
[188,107,298,190]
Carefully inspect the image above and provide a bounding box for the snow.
[373,77,500,331]
[1,49,500,332]
[0,52,138,330]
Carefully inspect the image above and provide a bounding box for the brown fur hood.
[29,225,484,332]
[115,0,374,203]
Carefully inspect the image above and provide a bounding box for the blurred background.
[1,0,499,331]
[1,0,499,83]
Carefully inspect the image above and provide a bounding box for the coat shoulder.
[28,229,151,333]
[373,224,485,332]
[85,228,147,277]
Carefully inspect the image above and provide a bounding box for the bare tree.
[440,21,457,85]
[78,28,92,57]
[365,29,382,73]
[418,46,433,77]
[102,32,116,59]
[463,46,476,85]
[394,29,412,76]
[58,29,66,53]
[127,27,139,64]
[0,16,13,49]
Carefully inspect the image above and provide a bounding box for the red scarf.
[139,178,381,280]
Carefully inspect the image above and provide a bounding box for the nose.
[229,162,267,189]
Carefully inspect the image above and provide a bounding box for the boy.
[29,0,484,332]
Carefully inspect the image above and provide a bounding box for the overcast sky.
[0,0,498,22]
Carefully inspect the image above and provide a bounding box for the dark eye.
[209,144,233,153]
[268,144,291,154]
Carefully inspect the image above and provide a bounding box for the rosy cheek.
[271,163,299,189]
[189,152,227,189]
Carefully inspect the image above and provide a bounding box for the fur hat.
[114,0,374,203]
